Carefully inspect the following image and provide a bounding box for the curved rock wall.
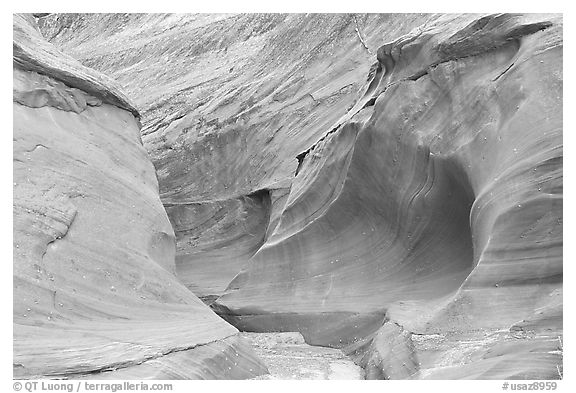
[37,13,563,380]
[13,14,267,379]
[219,14,563,379]
[38,13,435,297]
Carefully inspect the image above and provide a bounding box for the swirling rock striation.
[221,14,563,379]
[38,13,563,379]
[13,14,267,379]
[38,13,435,297]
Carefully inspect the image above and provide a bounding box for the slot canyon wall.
[14,13,562,379]
[13,14,268,379]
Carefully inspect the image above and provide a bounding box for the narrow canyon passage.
[242,332,364,380]
[13,13,562,380]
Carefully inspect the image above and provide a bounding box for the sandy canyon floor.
[242,332,364,380]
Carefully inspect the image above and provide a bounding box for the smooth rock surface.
[38,13,563,379]
[13,14,267,380]
[38,13,434,298]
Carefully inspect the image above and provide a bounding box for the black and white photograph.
[9,2,569,390]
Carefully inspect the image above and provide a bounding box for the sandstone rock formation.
[33,13,562,379]
[13,14,267,379]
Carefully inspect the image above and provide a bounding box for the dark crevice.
[407,69,429,81]
[293,123,343,178]
[245,188,271,205]
[295,151,307,176]
[292,60,385,178]
[492,62,516,81]
[163,188,269,207]
[362,96,377,109]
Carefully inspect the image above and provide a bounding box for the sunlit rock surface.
[13,14,267,380]
[38,13,563,379]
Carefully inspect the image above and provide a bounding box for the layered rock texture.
[13,14,267,379]
[31,13,563,379]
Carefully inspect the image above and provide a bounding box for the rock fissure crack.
[353,15,373,55]
[39,333,241,379]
